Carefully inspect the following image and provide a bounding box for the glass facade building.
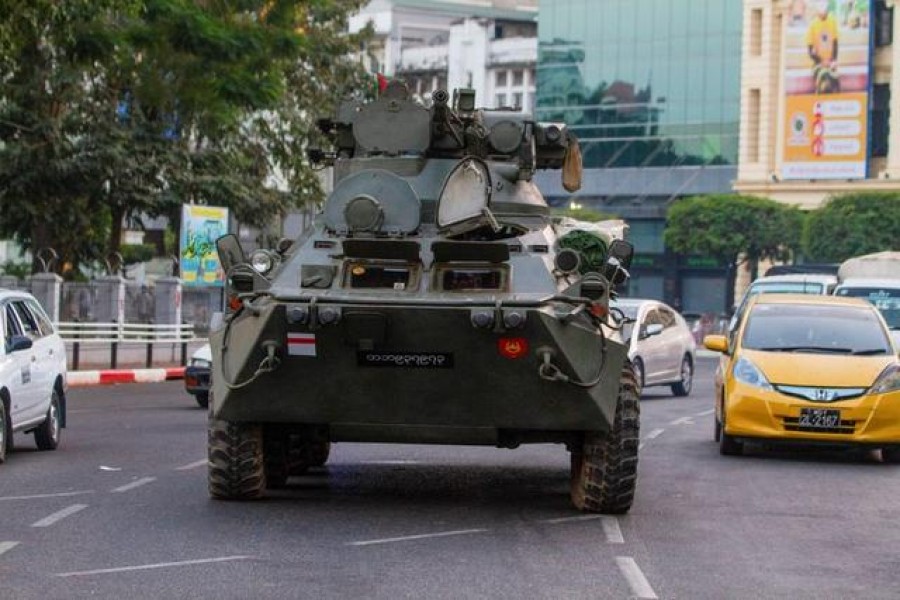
[535,0,744,315]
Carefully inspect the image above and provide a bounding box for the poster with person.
[180,204,229,287]
[782,0,872,180]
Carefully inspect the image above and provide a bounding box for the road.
[2,357,899,599]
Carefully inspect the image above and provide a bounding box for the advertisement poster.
[782,0,872,180]
[180,204,229,287]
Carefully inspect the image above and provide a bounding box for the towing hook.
[538,350,569,383]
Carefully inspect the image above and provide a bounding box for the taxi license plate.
[798,408,841,429]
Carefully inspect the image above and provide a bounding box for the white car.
[0,289,68,463]
[834,278,900,346]
[612,299,697,397]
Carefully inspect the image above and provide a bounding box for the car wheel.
[882,448,900,464]
[632,357,644,394]
[195,393,209,409]
[719,408,743,456]
[208,407,266,500]
[671,355,693,397]
[0,398,8,464]
[714,411,722,443]
[34,389,61,451]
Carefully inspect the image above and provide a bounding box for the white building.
[351,0,538,112]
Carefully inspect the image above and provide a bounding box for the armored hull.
[208,85,640,513]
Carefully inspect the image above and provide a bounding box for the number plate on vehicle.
[798,408,841,429]
[357,351,454,368]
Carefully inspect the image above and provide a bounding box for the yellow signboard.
[180,204,229,287]
[781,1,871,180]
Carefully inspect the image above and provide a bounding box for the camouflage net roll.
[558,230,608,275]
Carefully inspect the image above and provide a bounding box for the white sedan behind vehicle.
[612,298,697,397]
[1,289,68,463]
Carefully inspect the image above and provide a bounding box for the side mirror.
[704,334,729,353]
[8,334,33,352]
[641,323,664,339]
[215,234,246,275]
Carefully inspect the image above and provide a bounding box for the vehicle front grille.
[782,418,857,434]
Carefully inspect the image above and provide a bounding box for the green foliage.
[558,231,608,274]
[664,194,804,264]
[802,192,900,262]
[120,243,157,265]
[1,260,31,279]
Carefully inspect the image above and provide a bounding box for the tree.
[802,192,900,262]
[664,194,805,309]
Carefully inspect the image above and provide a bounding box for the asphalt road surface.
[2,358,899,599]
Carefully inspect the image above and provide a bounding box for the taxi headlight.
[733,357,773,390]
[870,364,900,394]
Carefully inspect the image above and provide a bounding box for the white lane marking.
[348,528,488,547]
[0,490,93,502]
[31,504,89,528]
[645,428,665,440]
[695,409,715,417]
[0,542,20,557]
[175,459,207,471]
[359,460,420,465]
[638,442,645,451]
[601,516,625,544]
[56,555,254,577]
[616,556,658,599]
[669,416,694,426]
[111,477,156,493]
[540,515,603,524]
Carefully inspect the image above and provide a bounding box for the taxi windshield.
[742,304,891,355]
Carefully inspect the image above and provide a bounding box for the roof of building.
[390,0,537,21]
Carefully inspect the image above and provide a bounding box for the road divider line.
[615,556,658,599]
[31,504,88,528]
[540,515,603,524]
[359,460,420,465]
[56,555,254,577]
[602,516,625,544]
[175,459,208,471]
[348,528,488,547]
[111,477,156,493]
[645,428,665,440]
[695,409,715,417]
[0,490,94,502]
[669,416,694,426]
[0,542,19,557]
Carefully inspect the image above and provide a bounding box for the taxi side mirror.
[703,334,728,353]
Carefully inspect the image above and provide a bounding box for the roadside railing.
[56,322,207,370]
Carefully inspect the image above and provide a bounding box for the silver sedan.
[612,299,697,397]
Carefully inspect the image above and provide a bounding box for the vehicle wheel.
[714,412,722,443]
[0,398,8,464]
[719,409,743,456]
[632,357,644,393]
[208,413,266,500]
[881,448,900,464]
[570,362,640,514]
[671,355,693,397]
[34,390,61,451]
[264,427,290,489]
[195,393,209,409]
[308,441,331,467]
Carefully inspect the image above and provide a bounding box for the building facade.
[734,0,898,208]
[534,0,744,314]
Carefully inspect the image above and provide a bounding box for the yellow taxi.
[704,294,900,460]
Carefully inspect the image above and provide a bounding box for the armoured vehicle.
[208,83,640,513]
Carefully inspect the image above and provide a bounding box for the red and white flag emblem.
[287,333,316,357]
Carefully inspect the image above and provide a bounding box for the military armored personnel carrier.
[208,83,640,513]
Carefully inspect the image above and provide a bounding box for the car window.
[657,307,676,329]
[750,281,825,295]
[11,301,42,339]
[25,299,55,336]
[834,286,900,330]
[5,303,23,347]
[742,304,891,355]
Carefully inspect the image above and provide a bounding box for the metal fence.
[56,322,202,370]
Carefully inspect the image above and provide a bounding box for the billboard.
[180,204,229,287]
[782,0,872,180]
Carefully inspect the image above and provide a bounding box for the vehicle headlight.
[870,364,900,394]
[191,358,212,369]
[733,357,773,390]
[250,249,277,275]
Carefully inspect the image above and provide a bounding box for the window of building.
[871,84,890,158]
[750,8,763,56]
[495,71,507,87]
[747,88,761,163]
[512,92,523,109]
[512,69,524,86]
[875,0,893,47]
[496,93,507,107]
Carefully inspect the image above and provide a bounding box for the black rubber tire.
[881,448,900,464]
[671,355,693,397]
[195,393,209,409]
[570,362,640,514]
[714,413,722,443]
[208,413,266,500]
[632,357,645,394]
[264,427,290,489]
[0,398,8,464]
[34,390,61,451]
[308,441,331,467]
[719,409,743,456]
